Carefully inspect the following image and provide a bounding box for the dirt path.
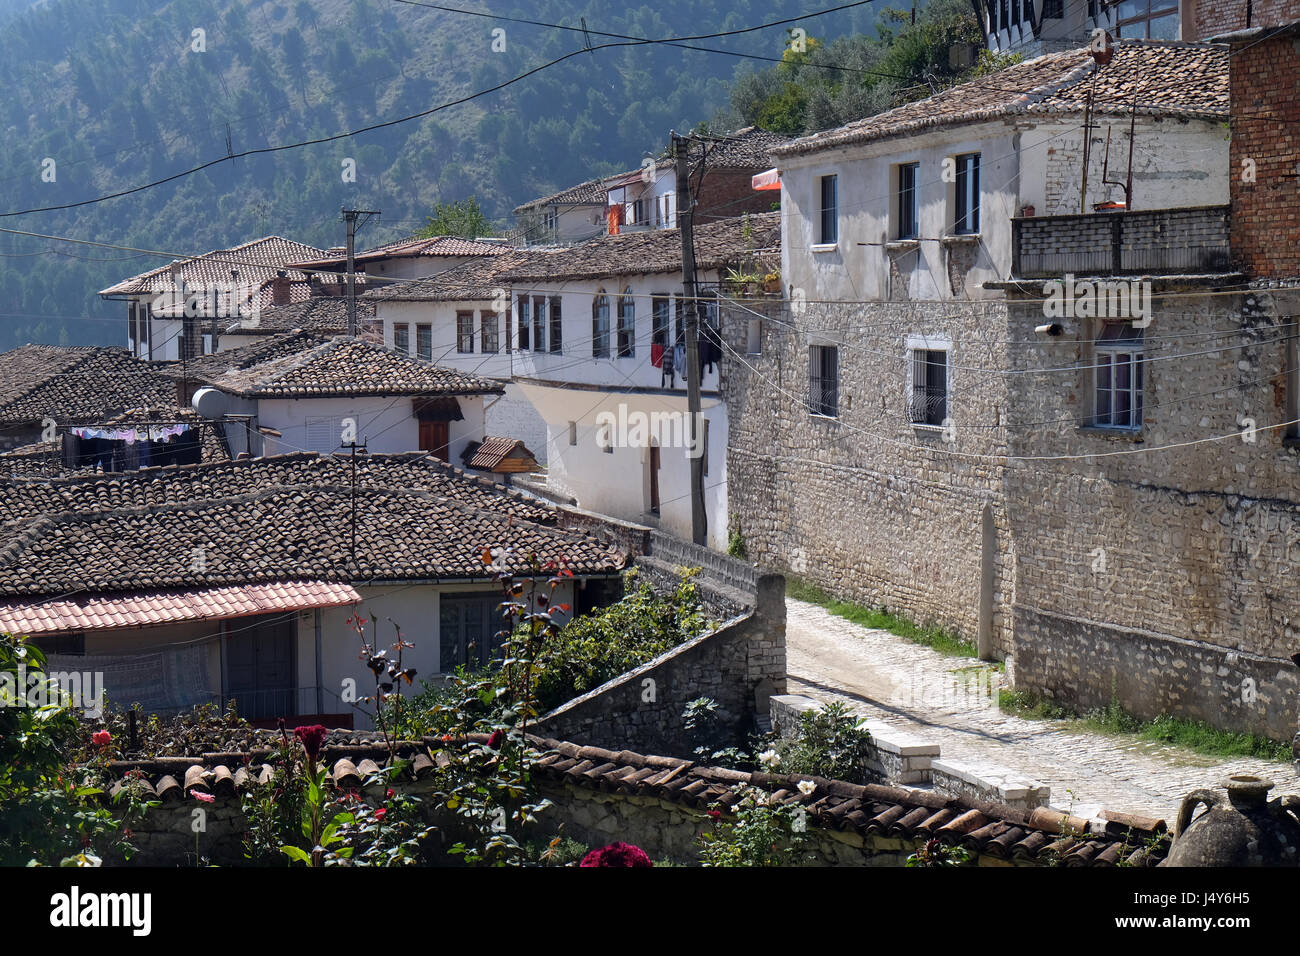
[785,598,1298,821]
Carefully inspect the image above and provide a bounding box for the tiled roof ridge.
[102,732,1167,866]
[102,236,327,293]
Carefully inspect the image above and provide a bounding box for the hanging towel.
[607,203,624,236]
[673,343,686,381]
[650,343,664,368]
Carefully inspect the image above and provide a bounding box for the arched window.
[592,291,610,358]
[617,288,635,358]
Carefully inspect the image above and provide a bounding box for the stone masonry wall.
[1003,285,1300,739]
[721,298,1016,657]
[530,573,786,756]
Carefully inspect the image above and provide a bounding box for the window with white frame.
[651,294,670,348]
[480,311,499,353]
[416,324,432,361]
[1094,323,1145,429]
[393,322,410,355]
[809,345,839,417]
[532,296,546,353]
[896,162,920,240]
[617,288,635,358]
[517,295,530,350]
[549,296,563,353]
[456,311,475,353]
[818,174,838,245]
[954,153,980,235]
[592,290,610,357]
[909,347,949,427]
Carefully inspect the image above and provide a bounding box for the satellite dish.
[191,387,229,420]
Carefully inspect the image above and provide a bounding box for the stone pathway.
[785,598,1299,821]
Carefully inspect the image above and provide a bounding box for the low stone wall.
[531,574,786,757]
[1012,604,1300,743]
[770,694,1050,811]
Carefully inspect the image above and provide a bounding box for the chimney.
[272,269,292,305]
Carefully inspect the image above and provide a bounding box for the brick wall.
[1189,0,1300,39]
[1229,28,1300,278]
[697,169,780,224]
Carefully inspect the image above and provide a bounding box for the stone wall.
[1002,284,1300,739]
[720,297,1016,658]
[530,573,786,756]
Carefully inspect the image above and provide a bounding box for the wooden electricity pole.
[673,132,707,546]
[341,208,380,336]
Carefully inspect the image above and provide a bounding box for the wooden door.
[649,444,661,514]
[225,614,296,720]
[420,420,450,460]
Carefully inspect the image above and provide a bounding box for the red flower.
[580,843,653,868]
[294,724,329,761]
[92,730,111,747]
[488,730,504,749]
[706,809,722,821]
[441,734,454,744]
[385,788,395,799]
[374,808,387,821]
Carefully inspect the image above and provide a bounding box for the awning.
[0,581,362,635]
[413,396,464,422]
[752,168,781,191]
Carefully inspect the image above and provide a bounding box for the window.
[1113,1,1180,39]
[532,296,546,353]
[416,324,432,361]
[542,210,557,233]
[652,295,671,347]
[456,311,475,353]
[306,416,345,453]
[592,291,610,357]
[1043,0,1064,17]
[549,296,563,353]
[910,349,949,426]
[675,298,685,345]
[1010,0,1019,26]
[897,163,919,240]
[954,153,980,235]
[809,345,839,417]
[632,197,646,225]
[662,193,673,228]
[480,311,499,353]
[439,595,507,671]
[568,421,577,445]
[617,289,635,358]
[1094,323,1144,429]
[517,295,529,350]
[393,322,410,355]
[818,174,838,245]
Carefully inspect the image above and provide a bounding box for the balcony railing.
[1011,205,1231,278]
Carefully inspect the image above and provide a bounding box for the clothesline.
[70,424,192,444]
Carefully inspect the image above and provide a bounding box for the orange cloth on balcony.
[607,203,624,235]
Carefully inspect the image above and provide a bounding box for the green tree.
[416,196,494,239]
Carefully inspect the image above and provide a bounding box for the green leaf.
[281,845,311,864]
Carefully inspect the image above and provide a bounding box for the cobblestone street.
[786,599,1300,822]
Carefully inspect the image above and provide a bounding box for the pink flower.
[92,730,111,747]
[374,808,387,821]
[488,730,504,749]
[579,842,653,867]
[192,791,215,804]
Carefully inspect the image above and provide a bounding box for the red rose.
[92,730,111,747]
[385,788,395,799]
[488,730,504,749]
[580,843,653,867]
[707,809,722,821]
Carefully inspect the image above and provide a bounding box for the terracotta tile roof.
[164,330,334,381]
[0,345,177,428]
[0,581,362,635]
[364,250,554,302]
[464,436,537,471]
[98,236,327,297]
[514,129,791,213]
[192,335,504,398]
[0,450,559,533]
[234,297,363,335]
[0,479,623,597]
[775,41,1228,157]
[499,212,781,283]
[291,235,513,270]
[102,733,1169,866]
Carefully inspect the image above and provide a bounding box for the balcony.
[1011,205,1231,278]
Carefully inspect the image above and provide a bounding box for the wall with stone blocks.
[721,298,1016,658]
[531,574,786,757]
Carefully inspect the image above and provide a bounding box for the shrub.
[766,701,874,783]
[533,568,710,711]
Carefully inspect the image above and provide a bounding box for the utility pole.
[345,438,368,562]
[341,208,380,336]
[673,132,707,546]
